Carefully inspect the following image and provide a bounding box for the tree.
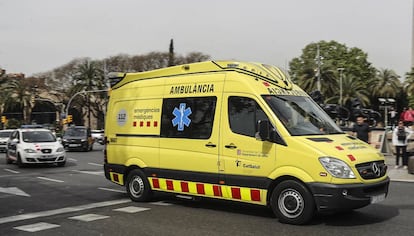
[289,40,376,104]
[325,74,370,107]
[370,69,401,99]
[4,79,33,124]
[70,60,105,127]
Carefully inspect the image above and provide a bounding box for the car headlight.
[319,157,356,179]
[24,149,37,153]
[57,147,65,152]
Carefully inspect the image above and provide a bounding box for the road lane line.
[4,168,20,174]
[98,187,126,193]
[88,162,103,167]
[14,222,60,232]
[73,170,104,176]
[69,214,109,222]
[37,177,64,183]
[0,198,131,224]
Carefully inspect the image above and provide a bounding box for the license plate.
[370,193,386,204]
[69,144,80,147]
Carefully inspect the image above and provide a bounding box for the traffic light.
[67,115,72,123]
[1,116,6,123]
[62,119,67,125]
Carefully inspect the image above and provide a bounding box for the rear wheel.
[270,180,315,225]
[126,169,152,202]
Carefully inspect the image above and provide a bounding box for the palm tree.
[370,69,401,99]
[70,60,105,127]
[326,74,370,107]
[4,79,33,124]
[405,67,414,96]
[296,66,338,103]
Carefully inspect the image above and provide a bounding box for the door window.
[228,96,267,137]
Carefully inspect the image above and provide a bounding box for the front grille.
[355,160,387,180]
[41,149,52,154]
[39,157,57,162]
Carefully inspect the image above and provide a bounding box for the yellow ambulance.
[104,61,389,224]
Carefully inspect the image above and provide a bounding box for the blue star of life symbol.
[172,103,192,131]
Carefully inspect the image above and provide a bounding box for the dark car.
[62,126,94,151]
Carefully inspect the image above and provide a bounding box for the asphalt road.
[0,145,413,235]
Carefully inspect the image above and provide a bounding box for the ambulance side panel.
[105,79,163,185]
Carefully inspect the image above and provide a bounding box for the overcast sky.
[0,0,412,78]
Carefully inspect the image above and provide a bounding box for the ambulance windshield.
[263,95,343,136]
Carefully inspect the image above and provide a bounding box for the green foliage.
[6,118,21,129]
[289,40,377,104]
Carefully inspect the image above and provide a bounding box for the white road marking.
[0,187,30,197]
[68,158,77,162]
[73,170,104,176]
[113,206,150,213]
[4,168,19,174]
[0,199,131,224]
[37,177,64,183]
[88,162,103,167]
[150,201,173,206]
[14,222,60,232]
[69,214,109,222]
[98,187,126,193]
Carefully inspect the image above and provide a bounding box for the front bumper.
[22,153,66,164]
[63,141,88,150]
[308,177,390,212]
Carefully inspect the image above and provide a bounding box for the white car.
[0,129,14,153]
[6,128,66,167]
[91,129,104,145]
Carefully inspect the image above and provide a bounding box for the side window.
[228,96,267,137]
[161,96,217,139]
[11,131,18,140]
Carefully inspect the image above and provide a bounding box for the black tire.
[270,180,315,225]
[17,154,24,168]
[126,169,152,202]
[5,152,13,164]
[57,161,66,167]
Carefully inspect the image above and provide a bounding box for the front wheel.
[270,180,315,225]
[5,152,13,164]
[126,169,153,202]
[17,154,25,168]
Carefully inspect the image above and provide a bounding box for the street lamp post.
[337,68,344,106]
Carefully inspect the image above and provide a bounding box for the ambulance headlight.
[319,157,356,179]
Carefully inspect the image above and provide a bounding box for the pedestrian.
[400,107,407,124]
[404,107,414,126]
[392,120,413,169]
[389,107,397,127]
[352,115,371,143]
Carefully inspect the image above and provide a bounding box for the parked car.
[0,129,14,153]
[62,126,94,151]
[5,128,66,167]
[91,129,104,145]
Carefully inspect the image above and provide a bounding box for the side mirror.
[257,120,271,141]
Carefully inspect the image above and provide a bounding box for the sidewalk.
[384,154,414,183]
